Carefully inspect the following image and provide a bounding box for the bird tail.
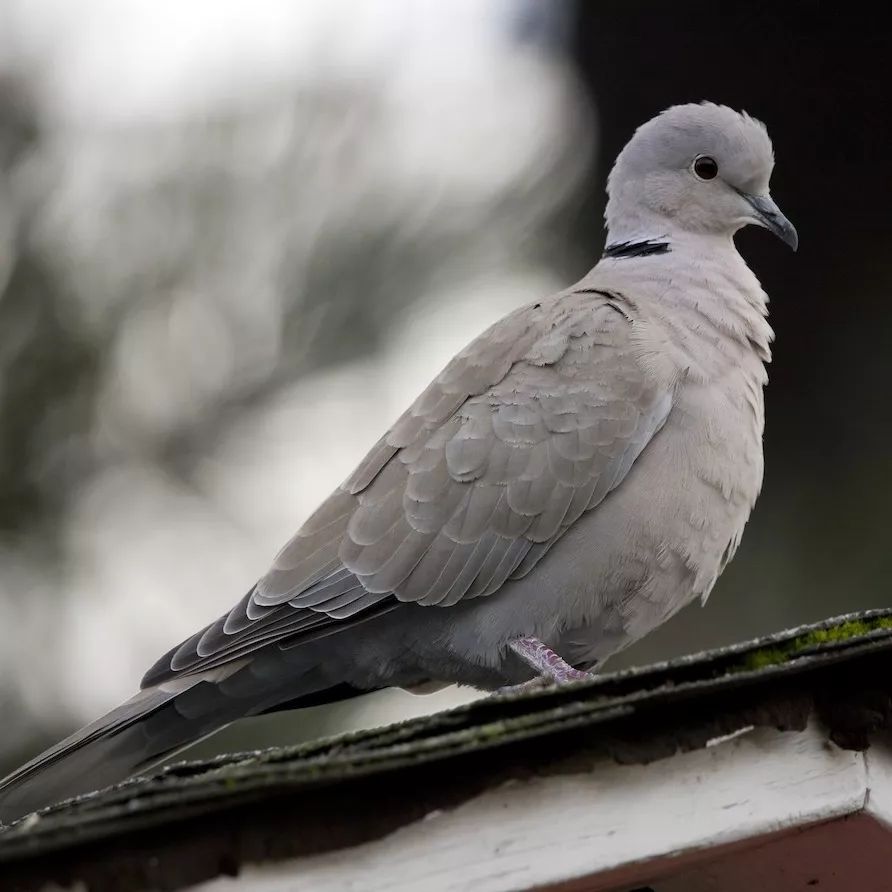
[0,664,359,825]
[0,685,185,824]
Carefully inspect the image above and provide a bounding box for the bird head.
[605,102,797,251]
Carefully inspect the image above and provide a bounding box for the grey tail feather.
[0,685,180,824]
[0,669,364,825]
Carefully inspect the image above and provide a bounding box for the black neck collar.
[602,239,671,260]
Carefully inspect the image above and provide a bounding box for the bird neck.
[603,205,671,248]
[591,229,775,370]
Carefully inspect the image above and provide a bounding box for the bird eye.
[693,155,719,180]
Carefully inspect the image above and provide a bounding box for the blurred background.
[0,0,889,773]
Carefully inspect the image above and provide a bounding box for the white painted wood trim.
[864,737,892,831]
[190,717,875,892]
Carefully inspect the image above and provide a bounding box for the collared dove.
[0,101,796,822]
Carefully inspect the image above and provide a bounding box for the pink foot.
[497,637,594,694]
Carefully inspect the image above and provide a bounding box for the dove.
[0,101,796,822]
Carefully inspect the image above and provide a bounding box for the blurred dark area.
[568,0,892,665]
[0,1,889,771]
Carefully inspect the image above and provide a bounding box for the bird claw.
[493,637,595,695]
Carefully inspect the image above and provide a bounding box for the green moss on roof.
[737,616,892,673]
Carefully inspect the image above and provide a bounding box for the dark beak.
[739,192,799,251]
